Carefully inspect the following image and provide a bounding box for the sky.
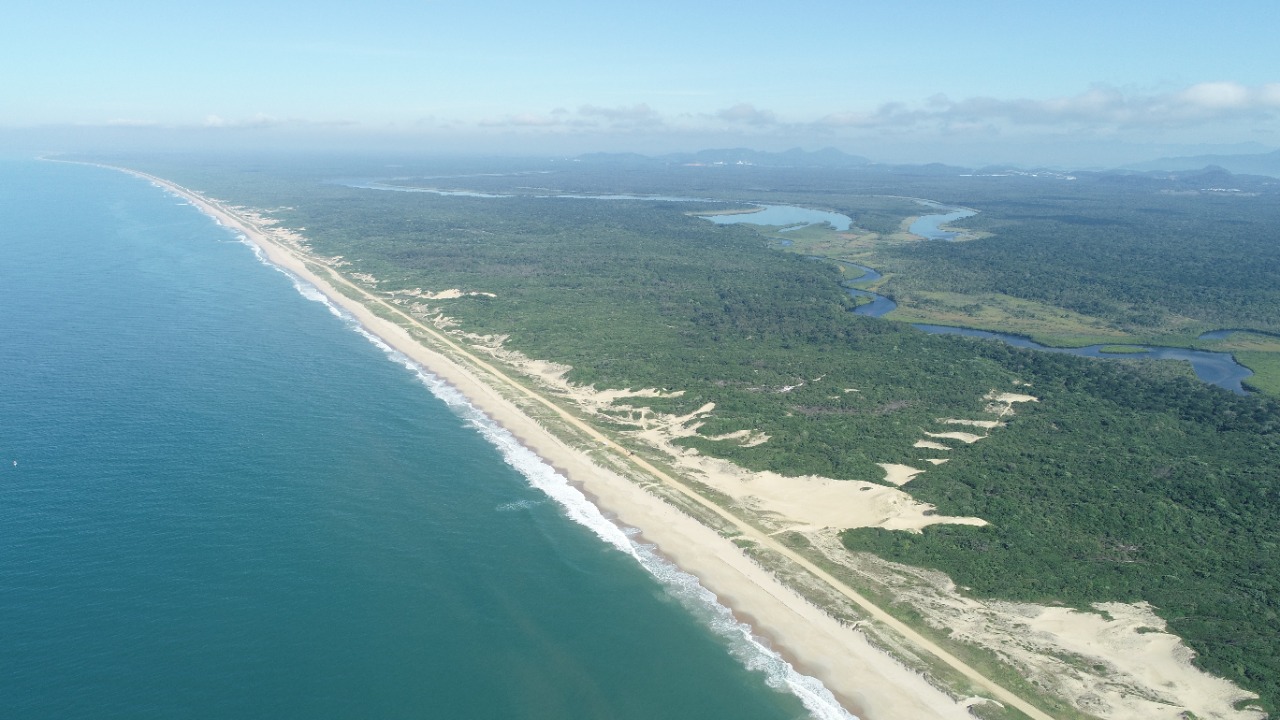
[4,0,1278,166]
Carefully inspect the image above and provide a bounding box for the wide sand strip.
[91,163,1075,720]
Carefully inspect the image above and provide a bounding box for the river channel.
[346,180,1253,394]
[708,202,1253,394]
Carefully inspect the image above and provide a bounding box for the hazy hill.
[1121,149,1280,177]
[575,147,872,168]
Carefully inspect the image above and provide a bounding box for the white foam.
[495,499,544,512]
[247,241,858,720]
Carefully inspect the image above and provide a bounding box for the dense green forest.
[108,154,1279,714]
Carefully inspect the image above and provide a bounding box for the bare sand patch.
[409,288,498,300]
[914,440,951,451]
[939,418,1003,429]
[705,428,772,447]
[984,391,1039,417]
[686,461,985,534]
[924,430,984,444]
[389,287,496,300]
[809,533,1265,720]
[923,459,950,465]
[989,392,1038,404]
[877,463,925,486]
[611,405,985,534]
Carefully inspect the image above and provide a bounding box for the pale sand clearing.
[685,464,985,534]
[705,428,753,441]
[808,533,1265,720]
[107,166,981,720]
[424,288,465,299]
[390,287,497,300]
[989,392,1039,404]
[627,422,985,534]
[704,428,772,447]
[985,391,1039,417]
[578,398,985,533]
[923,458,949,465]
[877,463,925,487]
[923,430,985,443]
[939,418,1004,429]
[913,440,952,451]
[1023,602,1265,720]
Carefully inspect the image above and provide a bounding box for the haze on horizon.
[4,0,1278,168]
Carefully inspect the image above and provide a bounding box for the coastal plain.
[85,155,1280,720]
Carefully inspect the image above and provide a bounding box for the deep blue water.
[0,161,847,720]
[836,262,898,318]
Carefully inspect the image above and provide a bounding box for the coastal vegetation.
[108,153,1279,715]
[868,191,1280,342]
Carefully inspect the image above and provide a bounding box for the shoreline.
[80,160,1018,720]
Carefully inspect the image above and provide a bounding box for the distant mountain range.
[570,147,1280,188]
[1121,149,1280,178]
[966,164,1278,192]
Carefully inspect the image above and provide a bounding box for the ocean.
[0,160,847,719]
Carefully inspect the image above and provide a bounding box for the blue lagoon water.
[908,204,976,241]
[701,206,854,232]
[0,162,843,719]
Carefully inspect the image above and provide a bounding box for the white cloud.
[478,112,566,128]
[816,82,1280,132]
[100,118,161,128]
[197,114,357,129]
[1177,81,1251,109]
[716,103,778,126]
[577,103,662,126]
[477,104,662,131]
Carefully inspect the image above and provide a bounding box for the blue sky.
[4,0,1278,165]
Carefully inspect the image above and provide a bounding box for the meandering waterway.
[908,201,977,241]
[345,180,1253,394]
[829,230,1253,394]
[913,324,1252,393]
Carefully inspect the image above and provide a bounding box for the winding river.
[908,201,977,241]
[346,179,1254,394]
[836,218,1252,394]
[731,204,1254,394]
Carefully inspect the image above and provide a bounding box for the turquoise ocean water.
[0,161,853,719]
